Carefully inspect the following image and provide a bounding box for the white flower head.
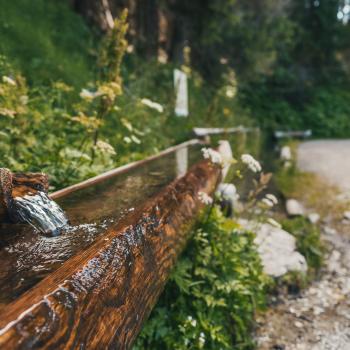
[187,316,197,327]
[217,183,238,200]
[261,198,274,208]
[141,98,164,113]
[265,194,278,205]
[241,154,262,173]
[95,140,116,155]
[20,95,28,105]
[2,76,16,86]
[79,88,101,100]
[225,86,236,99]
[201,148,223,165]
[198,191,213,205]
[267,218,282,228]
[199,332,206,347]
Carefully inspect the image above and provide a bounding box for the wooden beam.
[0,159,221,349]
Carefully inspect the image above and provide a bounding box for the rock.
[294,321,303,328]
[240,220,308,277]
[343,211,350,220]
[308,213,320,224]
[286,199,304,216]
[324,226,337,235]
[280,146,292,161]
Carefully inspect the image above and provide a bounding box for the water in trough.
[0,143,202,309]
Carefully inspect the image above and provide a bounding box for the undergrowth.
[134,206,270,350]
[0,0,95,86]
[282,217,324,275]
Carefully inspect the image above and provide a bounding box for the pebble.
[324,226,337,235]
[343,211,350,220]
[308,213,320,224]
[286,199,304,216]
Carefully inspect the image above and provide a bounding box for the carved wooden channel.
[0,140,224,349]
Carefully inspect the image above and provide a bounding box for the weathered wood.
[0,159,221,349]
[0,169,49,222]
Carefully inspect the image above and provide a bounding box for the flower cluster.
[95,140,116,155]
[241,154,262,173]
[261,193,278,208]
[199,332,206,348]
[2,75,16,86]
[201,147,223,165]
[187,316,197,327]
[79,88,102,100]
[267,217,281,228]
[198,191,213,205]
[141,98,164,113]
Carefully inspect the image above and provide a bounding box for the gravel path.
[297,140,350,195]
[256,140,350,350]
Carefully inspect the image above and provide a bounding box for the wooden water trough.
[0,140,230,349]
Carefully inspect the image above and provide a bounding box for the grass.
[0,0,95,86]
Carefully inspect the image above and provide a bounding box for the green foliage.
[0,0,94,86]
[134,207,270,350]
[282,217,324,274]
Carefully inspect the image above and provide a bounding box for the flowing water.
[0,143,202,308]
[13,192,69,236]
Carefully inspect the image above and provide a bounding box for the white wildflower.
[265,194,278,205]
[261,198,274,208]
[141,98,164,113]
[2,76,16,86]
[225,86,236,99]
[201,147,223,165]
[217,183,238,200]
[79,88,101,100]
[123,136,132,144]
[20,95,28,105]
[198,191,213,205]
[267,218,281,228]
[187,316,197,327]
[199,332,206,347]
[95,140,116,155]
[241,154,262,173]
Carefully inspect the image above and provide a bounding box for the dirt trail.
[256,140,350,350]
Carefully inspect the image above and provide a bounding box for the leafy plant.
[282,217,324,274]
[134,207,270,350]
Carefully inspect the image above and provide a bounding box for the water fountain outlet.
[0,168,67,235]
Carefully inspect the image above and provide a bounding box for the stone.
[308,213,320,224]
[324,226,337,235]
[240,220,308,277]
[343,211,350,221]
[286,199,304,216]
